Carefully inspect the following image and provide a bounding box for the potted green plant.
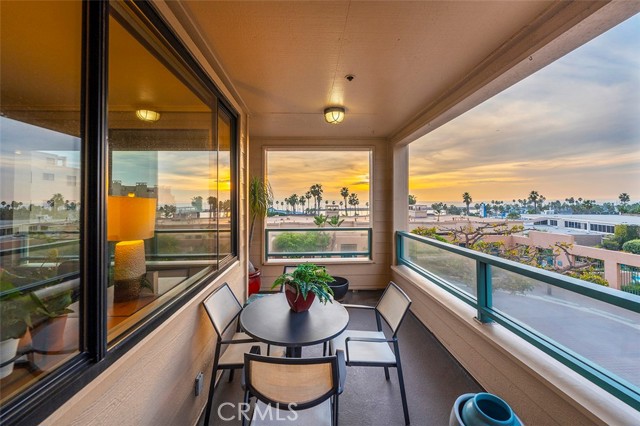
[271,263,334,312]
[248,176,272,295]
[30,287,74,353]
[0,279,37,379]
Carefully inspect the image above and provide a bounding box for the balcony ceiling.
[175,0,561,140]
[3,1,630,142]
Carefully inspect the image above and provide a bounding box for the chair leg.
[228,369,235,382]
[323,342,327,356]
[395,344,410,425]
[242,390,250,426]
[204,347,221,426]
[384,367,390,380]
[209,365,224,426]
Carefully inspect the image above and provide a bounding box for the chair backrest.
[244,352,339,411]
[376,282,412,335]
[202,283,243,337]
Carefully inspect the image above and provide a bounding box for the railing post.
[476,260,493,323]
[396,232,404,263]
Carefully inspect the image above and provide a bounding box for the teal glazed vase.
[461,393,519,426]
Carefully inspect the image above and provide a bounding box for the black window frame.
[0,1,239,424]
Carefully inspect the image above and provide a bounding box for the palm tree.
[619,193,630,205]
[348,193,359,216]
[305,192,312,211]
[528,191,540,213]
[48,193,65,212]
[289,194,299,214]
[340,187,349,215]
[462,192,472,215]
[309,184,323,213]
[408,195,417,205]
[207,196,217,219]
[299,196,306,213]
[582,199,595,212]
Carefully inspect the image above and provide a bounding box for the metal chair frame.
[202,283,272,425]
[242,347,346,426]
[330,281,412,425]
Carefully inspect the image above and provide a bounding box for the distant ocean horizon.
[414,199,623,207]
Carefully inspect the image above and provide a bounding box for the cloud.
[409,15,640,204]
[267,150,371,202]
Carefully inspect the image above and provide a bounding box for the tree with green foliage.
[408,195,417,205]
[622,239,640,254]
[191,196,203,212]
[431,202,446,222]
[448,205,461,215]
[159,204,176,218]
[273,231,331,254]
[602,224,640,251]
[48,193,65,215]
[411,226,447,242]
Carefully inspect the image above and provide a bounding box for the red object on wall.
[285,284,316,312]
[248,269,261,296]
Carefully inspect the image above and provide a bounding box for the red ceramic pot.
[248,269,261,296]
[285,284,315,312]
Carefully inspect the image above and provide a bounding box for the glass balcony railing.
[265,228,372,261]
[396,231,640,410]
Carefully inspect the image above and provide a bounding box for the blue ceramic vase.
[450,393,522,426]
[461,393,517,426]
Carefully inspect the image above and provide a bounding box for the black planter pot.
[328,276,349,301]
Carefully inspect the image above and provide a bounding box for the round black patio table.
[240,292,349,357]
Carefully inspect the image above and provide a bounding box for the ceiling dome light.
[135,109,161,122]
[324,107,345,124]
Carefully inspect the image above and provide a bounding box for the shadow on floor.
[200,290,482,425]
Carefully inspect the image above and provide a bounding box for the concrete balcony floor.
[201,290,482,425]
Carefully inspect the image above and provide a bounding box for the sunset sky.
[4,15,637,210]
[409,14,640,205]
[267,150,371,204]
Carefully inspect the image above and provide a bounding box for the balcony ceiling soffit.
[178,0,557,139]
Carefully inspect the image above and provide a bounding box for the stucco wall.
[44,266,243,425]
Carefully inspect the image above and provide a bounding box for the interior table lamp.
[108,194,157,302]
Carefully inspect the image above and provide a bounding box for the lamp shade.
[324,107,345,124]
[108,196,157,241]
